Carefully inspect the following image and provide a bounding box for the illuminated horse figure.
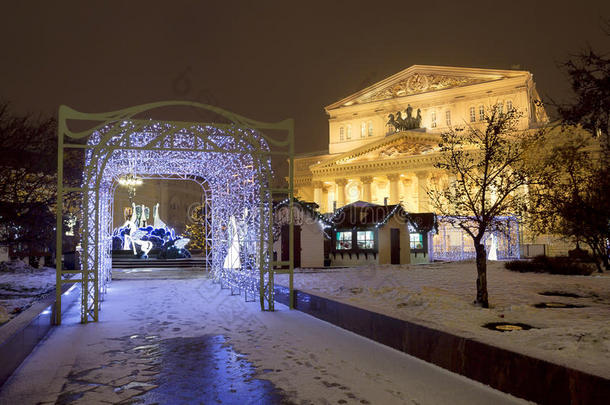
[121,202,153,258]
[121,202,138,250]
[153,203,167,229]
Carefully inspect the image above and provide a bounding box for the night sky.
[1,1,608,154]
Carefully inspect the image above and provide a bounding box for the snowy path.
[0,277,527,405]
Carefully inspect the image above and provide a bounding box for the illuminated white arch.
[55,102,296,323]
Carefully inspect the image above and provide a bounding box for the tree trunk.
[475,243,489,308]
[588,241,606,273]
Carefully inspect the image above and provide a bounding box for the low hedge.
[504,255,595,276]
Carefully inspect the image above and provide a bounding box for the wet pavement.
[53,333,288,405]
[136,335,288,404]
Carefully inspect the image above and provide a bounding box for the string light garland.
[81,120,274,316]
[430,215,520,261]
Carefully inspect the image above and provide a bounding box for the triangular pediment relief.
[358,73,489,103]
[310,131,441,171]
[326,65,529,109]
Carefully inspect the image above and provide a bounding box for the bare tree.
[0,102,81,261]
[553,29,610,157]
[529,32,610,271]
[526,131,609,272]
[428,108,546,307]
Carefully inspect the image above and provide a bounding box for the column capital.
[312,180,324,189]
[360,176,374,184]
[415,171,429,179]
[335,178,348,186]
[387,173,400,182]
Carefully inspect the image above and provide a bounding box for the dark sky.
[1,1,608,154]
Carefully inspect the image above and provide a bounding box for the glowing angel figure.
[237,208,251,254]
[153,203,167,229]
[223,216,241,270]
[488,233,498,261]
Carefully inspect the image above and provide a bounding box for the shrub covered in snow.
[504,255,595,275]
[0,259,43,273]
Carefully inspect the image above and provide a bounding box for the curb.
[274,286,609,405]
[0,283,80,387]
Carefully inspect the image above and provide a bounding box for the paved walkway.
[0,275,527,404]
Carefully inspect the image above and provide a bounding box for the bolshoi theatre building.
[292,65,555,259]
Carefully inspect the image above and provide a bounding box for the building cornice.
[311,130,441,171]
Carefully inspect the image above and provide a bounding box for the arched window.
[368,121,373,136]
[445,110,451,126]
[346,124,352,139]
[361,122,366,138]
[496,102,504,114]
[339,126,344,141]
[469,106,476,123]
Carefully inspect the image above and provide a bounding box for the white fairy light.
[81,121,273,312]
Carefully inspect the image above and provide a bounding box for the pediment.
[311,131,441,170]
[359,73,488,103]
[326,65,529,109]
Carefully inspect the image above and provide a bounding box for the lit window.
[361,122,366,138]
[507,100,513,112]
[357,231,374,249]
[346,124,352,139]
[496,102,503,114]
[340,126,344,141]
[469,107,476,123]
[410,233,423,250]
[431,111,437,128]
[478,105,485,121]
[336,231,352,250]
[368,121,373,136]
[445,110,451,126]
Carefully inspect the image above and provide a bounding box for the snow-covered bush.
[504,256,595,275]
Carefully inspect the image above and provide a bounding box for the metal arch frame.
[55,101,295,324]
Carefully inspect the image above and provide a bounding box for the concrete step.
[112,257,208,269]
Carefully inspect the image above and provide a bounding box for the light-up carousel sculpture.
[112,200,190,259]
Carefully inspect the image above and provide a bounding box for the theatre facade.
[293,65,551,260]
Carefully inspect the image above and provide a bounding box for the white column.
[387,174,400,205]
[360,176,373,203]
[335,178,347,207]
[321,186,329,213]
[416,171,429,212]
[312,181,323,208]
[401,177,414,211]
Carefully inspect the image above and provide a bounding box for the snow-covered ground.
[0,277,527,405]
[0,260,56,325]
[276,261,610,379]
